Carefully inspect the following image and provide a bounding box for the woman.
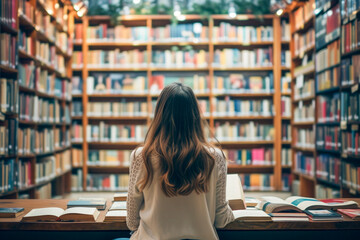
[126,82,235,240]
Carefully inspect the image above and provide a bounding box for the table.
[0,199,360,240]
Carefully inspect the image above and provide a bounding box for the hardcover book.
[0,208,24,218]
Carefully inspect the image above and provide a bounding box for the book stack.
[316,154,341,185]
[72,148,83,167]
[293,100,315,122]
[239,174,274,191]
[213,73,274,94]
[87,74,147,94]
[87,123,147,142]
[17,159,33,189]
[214,122,274,142]
[212,23,273,43]
[87,24,149,42]
[87,49,147,68]
[212,98,273,117]
[150,74,210,94]
[86,174,129,191]
[153,23,208,42]
[88,150,132,166]
[0,159,16,194]
[294,152,315,177]
[0,33,17,69]
[224,148,274,166]
[317,94,340,123]
[87,101,148,117]
[35,156,56,184]
[213,48,273,68]
[294,128,315,149]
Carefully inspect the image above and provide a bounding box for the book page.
[24,207,64,218]
[226,174,246,209]
[233,210,270,219]
[285,196,327,210]
[110,201,127,210]
[63,207,98,216]
[106,210,127,217]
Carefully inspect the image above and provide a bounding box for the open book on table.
[21,207,100,222]
[256,196,359,213]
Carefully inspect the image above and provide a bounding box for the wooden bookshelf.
[0,0,76,199]
[70,14,292,192]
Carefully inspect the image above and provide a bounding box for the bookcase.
[0,0,75,199]
[289,0,360,198]
[70,14,292,193]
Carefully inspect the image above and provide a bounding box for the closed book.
[337,209,360,220]
[109,201,127,211]
[67,199,106,210]
[269,212,309,222]
[104,210,126,222]
[0,208,24,218]
[232,209,271,222]
[304,209,343,221]
[226,174,246,210]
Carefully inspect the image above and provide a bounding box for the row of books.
[71,101,82,117]
[0,119,18,155]
[152,49,208,68]
[281,96,291,117]
[282,123,291,142]
[150,74,209,94]
[86,49,148,68]
[55,31,72,57]
[282,174,292,191]
[212,98,273,117]
[317,94,340,123]
[213,48,273,68]
[18,30,34,56]
[0,78,19,114]
[294,152,315,177]
[36,42,66,74]
[0,0,17,29]
[315,184,340,199]
[294,128,315,149]
[35,156,56,184]
[55,150,72,175]
[87,101,148,117]
[72,122,83,142]
[316,65,340,92]
[281,20,291,41]
[153,23,208,42]
[293,28,315,58]
[316,154,341,185]
[341,91,360,123]
[293,100,315,123]
[341,19,360,55]
[18,62,36,89]
[294,0,315,31]
[342,161,360,192]
[35,12,55,43]
[316,126,341,151]
[214,122,274,141]
[315,4,340,50]
[71,169,83,191]
[18,159,33,189]
[282,148,292,166]
[293,54,315,77]
[315,40,340,73]
[281,73,291,94]
[0,33,17,69]
[239,174,274,191]
[71,51,83,67]
[86,174,129,191]
[72,148,83,167]
[0,159,16,193]
[19,94,66,124]
[86,123,147,142]
[54,128,71,149]
[18,128,55,156]
[281,51,291,68]
[225,148,274,166]
[341,130,360,156]
[35,182,52,199]
[86,24,149,42]
[341,0,360,19]
[340,56,360,87]
[212,24,274,43]
[88,150,132,166]
[294,79,315,101]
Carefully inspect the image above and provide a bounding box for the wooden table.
[1,199,360,240]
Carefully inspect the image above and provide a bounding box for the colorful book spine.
[153,23,208,42]
[341,161,360,193]
[213,73,274,94]
[86,173,129,191]
[72,121,83,143]
[212,23,273,42]
[294,152,315,177]
[212,97,273,117]
[224,148,274,166]
[282,174,292,191]
[17,159,33,189]
[0,159,16,193]
[0,0,18,29]
[340,0,360,19]
[72,148,83,167]
[316,126,341,151]
[0,119,18,156]
[281,148,292,166]
[87,101,148,117]
[35,10,55,42]
[281,20,291,41]
[152,49,208,68]
[0,33,17,69]
[87,49,147,68]
[213,48,273,68]
[18,61,36,89]
[87,24,149,42]
[281,96,291,117]
[341,19,360,55]
[0,78,19,114]
[340,56,359,87]
[281,73,291,94]
[71,76,83,94]
[72,51,83,68]
[282,123,291,141]
[315,184,340,199]
[316,154,341,184]
[316,65,340,92]
[239,174,274,191]
[71,100,83,117]
[214,121,274,141]
[294,78,315,100]
[341,129,360,156]
[341,91,360,123]
[19,30,34,55]
[317,93,340,123]
[294,28,315,57]
[55,150,71,175]
[281,50,291,68]
[86,123,147,142]
[315,40,340,72]
[88,150,133,166]
[74,23,83,43]
[35,156,56,184]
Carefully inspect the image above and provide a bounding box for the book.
[315,184,340,199]
[239,174,274,191]
[0,208,24,218]
[232,210,271,222]
[104,210,127,222]
[87,49,147,68]
[87,101,148,117]
[212,98,273,117]
[294,128,315,150]
[293,100,315,123]
[304,209,343,221]
[294,152,315,177]
[316,154,341,185]
[224,148,274,166]
[113,193,128,202]
[88,150,132,167]
[71,169,83,192]
[22,207,99,222]
[256,196,303,213]
[316,126,341,151]
[67,199,107,210]
[226,174,246,210]
[0,33,17,69]
[152,49,208,68]
[244,197,261,207]
[341,161,360,192]
[87,173,129,191]
[153,23,208,42]
[268,212,309,222]
[87,24,149,42]
[337,209,360,220]
[109,201,127,211]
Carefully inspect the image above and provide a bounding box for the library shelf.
[18,14,36,31]
[219,141,274,147]
[19,120,38,126]
[212,116,273,121]
[88,93,148,99]
[72,94,83,98]
[36,30,55,45]
[72,67,83,72]
[282,140,292,145]
[0,155,18,159]
[292,45,316,61]
[316,148,341,155]
[18,154,36,158]
[292,95,315,103]
[341,48,360,58]
[282,165,292,169]
[0,190,18,198]
[87,67,148,72]
[292,15,314,35]
[55,45,71,59]
[281,92,291,96]
[152,41,209,46]
[227,165,274,174]
[316,121,340,126]
[213,93,274,98]
[18,49,36,61]
[292,146,316,154]
[315,63,341,75]
[87,142,142,149]
[87,116,148,121]
[71,141,83,145]
[212,66,274,71]
[73,41,83,46]
[151,93,210,98]
[316,86,340,95]
[151,67,209,72]
[87,166,130,174]
[212,41,273,47]
[292,121,315,126]
[316,178,341,189]
[282,116,291,120]
[19,85,36,94]
[0,22,18,35]
[0,64,17,73]
[87,41,148,47]
[71,116,82,120]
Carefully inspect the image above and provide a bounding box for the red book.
[337,209,360,220]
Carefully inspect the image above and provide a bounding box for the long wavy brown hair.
[138,82,217,197]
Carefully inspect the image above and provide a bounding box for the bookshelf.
[71,14,292,192]
[0,0,75,199]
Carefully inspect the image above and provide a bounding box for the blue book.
[0,208,24,218]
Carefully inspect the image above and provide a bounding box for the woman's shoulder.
[205,146,226,162]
